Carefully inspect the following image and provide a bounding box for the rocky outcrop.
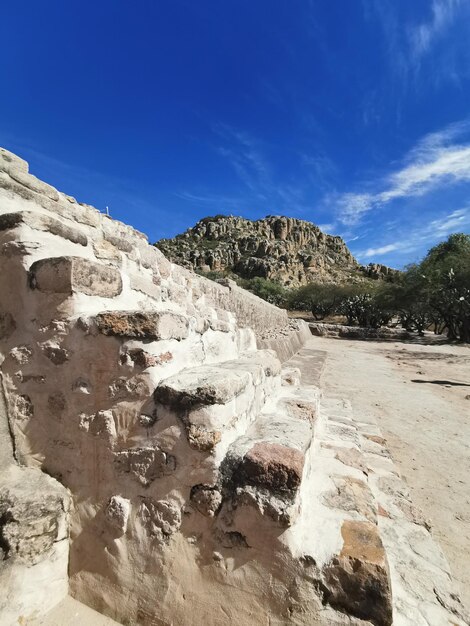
[156,214,397,287]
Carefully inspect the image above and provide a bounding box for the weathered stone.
[237,442,304,494]
[9,169,59,201]
[155,364,251,407]
[190,485,223,517]
[11,394,34,420]
[9,345,33,364]
[108,376,151,400]
[40,341,70,365]
[115,446,176,486]
[123,348,173,369]
[0,147,28,172]
[92,238,121,262]
[29,257,122,297]
[0,465,69,565]
[323,444,368,475]
[95,310,189,341]
[105,496,131,534]
[187,425,221,451]
[89,410,116,442]
[0,211,87,246]
[323,520,393,626]
[279,397,317,423]
[0,312,16,340]
[281,367,301,387]
[139,498,181,539]
[129,273,162,300]
[322,476,377,523]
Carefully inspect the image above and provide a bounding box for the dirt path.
[309,335,470,611]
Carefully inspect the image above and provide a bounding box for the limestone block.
[95,310,189,341]
[0,465,70,623]
[92,238,122,263]
[165,282,188,306]
[190,484,223,517]
[236,442,305,494]
[323,520,393,626]
[322,476,377,523]
[89,410,117,442]
[0,147,28,173]
[139,498,181,540]
[29,257,123,297]
[137,242,161,269]
[108,376,151,400]
[155,365,251,407]
[153,248,172,279]
[115,446,176,486]
[10,393,34,421]
[105,496,131,534]
[39,340,70,365]
[9,345,33,364]
[122,348,173,369]
[9,169,59,201]
[101,216,147,253]
[129,273,162,301]
[0,465,70,566]
[281,366,301,387]
[0,211,87,246]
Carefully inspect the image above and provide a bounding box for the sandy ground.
[29,596,120,625]
[309,334,470,611]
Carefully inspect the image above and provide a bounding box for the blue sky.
[1,1,470,268]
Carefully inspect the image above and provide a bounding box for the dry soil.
[310,334,470,611]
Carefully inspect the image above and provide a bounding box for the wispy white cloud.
[317,223,335,233]
[364,0,469,93]
[361,243,401,258]
[335,119,470,225]
[357,208,470,259]
[409,0,463,63]
[213,124,270,193]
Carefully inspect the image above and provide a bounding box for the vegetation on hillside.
[197,233,470,342]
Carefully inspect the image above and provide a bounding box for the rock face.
[0,147,467,626]
[156,214,397,287]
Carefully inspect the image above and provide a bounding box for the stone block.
[115,446,176,486]
[237,442,305,494]
[0,148,29,173]
[92,239,121,263]
[129,273,162,300]
[29,257,123,297]
[0,211,87,246]
[139,498,181,540]
[155,365,251,407]
[105,496,131,534]
[0,465,70,566]
[9,169,59,201]
[323,520,393,626]
[322,476,377,523]
[190,484,222,517]
[95,310,189,341]
[89,410,117,442]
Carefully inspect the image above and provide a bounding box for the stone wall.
[0,148,320,625]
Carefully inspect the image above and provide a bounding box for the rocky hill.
[156,215,397,287]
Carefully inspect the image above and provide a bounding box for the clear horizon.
[1,1,470,269]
